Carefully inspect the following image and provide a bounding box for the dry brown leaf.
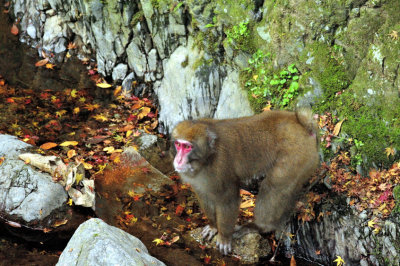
[333,118,346,136]
[40,142,58,150]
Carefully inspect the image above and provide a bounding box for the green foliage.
[243,50,301,111]
[393,185,400,214]
[225,21,250,50]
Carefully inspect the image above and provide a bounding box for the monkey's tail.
[295,108,320,146]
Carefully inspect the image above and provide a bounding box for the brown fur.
[171,109,320,252]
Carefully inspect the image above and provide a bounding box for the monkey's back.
[207,110,319,184]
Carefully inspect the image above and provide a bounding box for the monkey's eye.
[175,141,192,152]
[174,141,181,148]
[182,143,192,151]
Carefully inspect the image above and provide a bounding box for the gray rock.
[42,15,66,52]
[0,135,67,222]
[155,40,220,133]
[127,41,147,78]
[122,72,136,94]
[147,49,158,73]
[190,227,270,264]
[0,135,31,158]
[27,22,37,39]
[214,69,254,120]
[112,63,128,81]
[56,218,165,266]
[138,133,158,150]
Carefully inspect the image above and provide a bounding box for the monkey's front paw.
[201,225,218,241]
[216,235,232,255]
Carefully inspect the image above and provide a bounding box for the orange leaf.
[290,255,296,266]
[11,24,18,35]
[114,86,122,96]
[40,142,58,150]
[45,63,55,69]
[67,149,76,159]
[35,58,49,67]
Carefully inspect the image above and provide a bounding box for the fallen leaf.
[67,149,76,159]
[333,118,346,136]
[152,238,164,246]
[40,142,58,150]
[290,255,296,266]
[367,219,376,228]
[67,198,73,206]
[84,103,100,111]
[35,58,49,67]
[60,141,79,147]
[45,63,55,69]
[103,146,115,154]
[333,256,345,266]
[138,107,151,120]
[385,147,396,158]
[52,219,68,227]
[10,23,18,35]
[114,86,122,96]
[96,82,112,88]
[67,42,76,49]
[170,235,180,244]
[240,199,255,209]
[204,255,212,265]
[175,205,185,216]
[81,162,93,170]
[93,114,108,122]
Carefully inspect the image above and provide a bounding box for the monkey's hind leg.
[253,168,305,234]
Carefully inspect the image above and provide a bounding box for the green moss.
[181,55,189,68]
[131,10,144,26]
[303,43,351,113]
[393,185,400,214]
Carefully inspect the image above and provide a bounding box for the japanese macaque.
[171,109,320,255]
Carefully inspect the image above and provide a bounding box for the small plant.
[269,64,300,107]
[352,139,364,166]
[244,50,300,110]
[225,21,250,48]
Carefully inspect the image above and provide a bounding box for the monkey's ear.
[206,128,217,148]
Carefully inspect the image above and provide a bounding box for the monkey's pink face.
[173,139,193,173]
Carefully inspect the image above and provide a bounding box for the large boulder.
[0,135,67,223]
[56,218,165,266]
